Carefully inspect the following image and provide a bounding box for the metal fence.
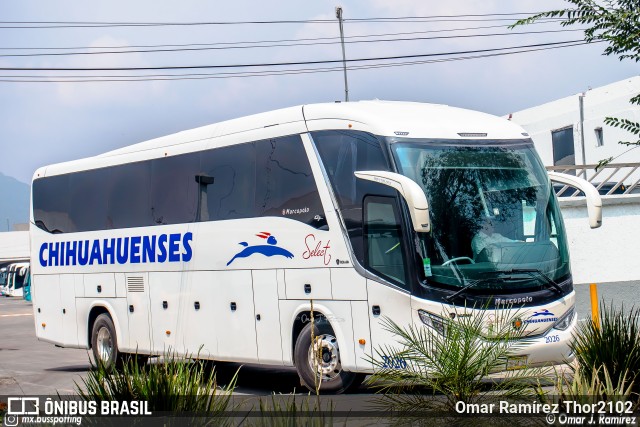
[546,162,640,197]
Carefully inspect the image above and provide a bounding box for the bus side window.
[33,174,71,234]
[200,142,256,221]
[311,130,392,264]
[255,135,326,229]
[364,196,409,289]
[107,162,151,229]
[151,153,200,225]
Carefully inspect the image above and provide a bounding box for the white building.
[508,76,640,173]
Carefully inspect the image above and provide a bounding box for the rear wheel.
[91,314,120,369]
[294,320,358,394]
[91,314,148,369]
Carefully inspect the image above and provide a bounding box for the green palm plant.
[570,302,640,397]
[367,306,546,414]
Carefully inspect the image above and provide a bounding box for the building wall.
[560,195,640,284]
[509,76,640,171]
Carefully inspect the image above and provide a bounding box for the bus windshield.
[392,140,570,292]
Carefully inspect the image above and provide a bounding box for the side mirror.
[354,171,430,232]
[548,171,602,229]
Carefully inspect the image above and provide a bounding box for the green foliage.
[549,364,635,404]
[247,394,336,427]
[76,352,236,424]
[603,117,640,146]
[512,0,640,160]
[511,0,640,62]
[366,308,544,413]
[570,302,640,397]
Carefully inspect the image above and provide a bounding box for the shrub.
[570,302,640,396]
[367,307,544,414]
[76,351,236,424]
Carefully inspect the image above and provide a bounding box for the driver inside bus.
[471,219,515,258]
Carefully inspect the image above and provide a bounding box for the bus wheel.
[294,320,357,394]
[91,314,120,369]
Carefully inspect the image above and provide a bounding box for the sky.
[0,0,638,184]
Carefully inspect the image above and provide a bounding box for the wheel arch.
[289,302,354,370]
[87,302,124,350]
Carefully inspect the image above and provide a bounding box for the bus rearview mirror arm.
[548,171,602,229]
[354,171,431,233]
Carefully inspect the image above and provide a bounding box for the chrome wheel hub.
[96,327,113,362]
[308,333,341,381]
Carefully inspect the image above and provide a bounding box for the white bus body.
[30,101,600,393]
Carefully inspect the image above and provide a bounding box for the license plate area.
[506,355,528,370]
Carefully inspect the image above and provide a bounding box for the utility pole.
[335,6,349,102]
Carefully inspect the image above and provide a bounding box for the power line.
[0,29,585,58]
[0,40,587,71]
[0,20,564,51]
[0,40,595,81]
[0,42,592,83]
[0,14,568,29]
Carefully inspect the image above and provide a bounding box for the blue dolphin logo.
[226,232,294,266]
[531,309,555,317]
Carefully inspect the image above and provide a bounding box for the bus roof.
[33,100,528,179]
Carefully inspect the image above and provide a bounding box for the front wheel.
[294,320,358,394]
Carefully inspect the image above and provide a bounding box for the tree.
[511,0,640,163]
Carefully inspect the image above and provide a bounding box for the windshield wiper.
[444,278,492,302]
[496,268,564,294]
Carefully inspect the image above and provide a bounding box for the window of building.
[551,126,575,167]
[595,127,604,147]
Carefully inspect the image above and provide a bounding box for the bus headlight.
[553,307,575,331]
[418,309,446,335]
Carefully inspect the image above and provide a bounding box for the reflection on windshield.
[393,141,570,291]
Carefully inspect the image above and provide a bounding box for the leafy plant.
[570,301,640,396]
[245,394,336,427]
[76,351,237,425]
[551,364,635,404]
[366,307,545,414]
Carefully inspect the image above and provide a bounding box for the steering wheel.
[441,257,476,266]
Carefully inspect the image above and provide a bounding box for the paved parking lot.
[0,298,90,395]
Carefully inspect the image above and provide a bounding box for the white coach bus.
[30,101,601,393]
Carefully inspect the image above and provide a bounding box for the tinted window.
[256,135,326,228]
[364,196,408,288]
[312,130,392,262]
[552,127,575,167]
[69,168,110,232]
[33,174,70,233]
[106,162,151,229]
[200,142,256,221]
[151,153,200,225]
[33,134,325,233]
